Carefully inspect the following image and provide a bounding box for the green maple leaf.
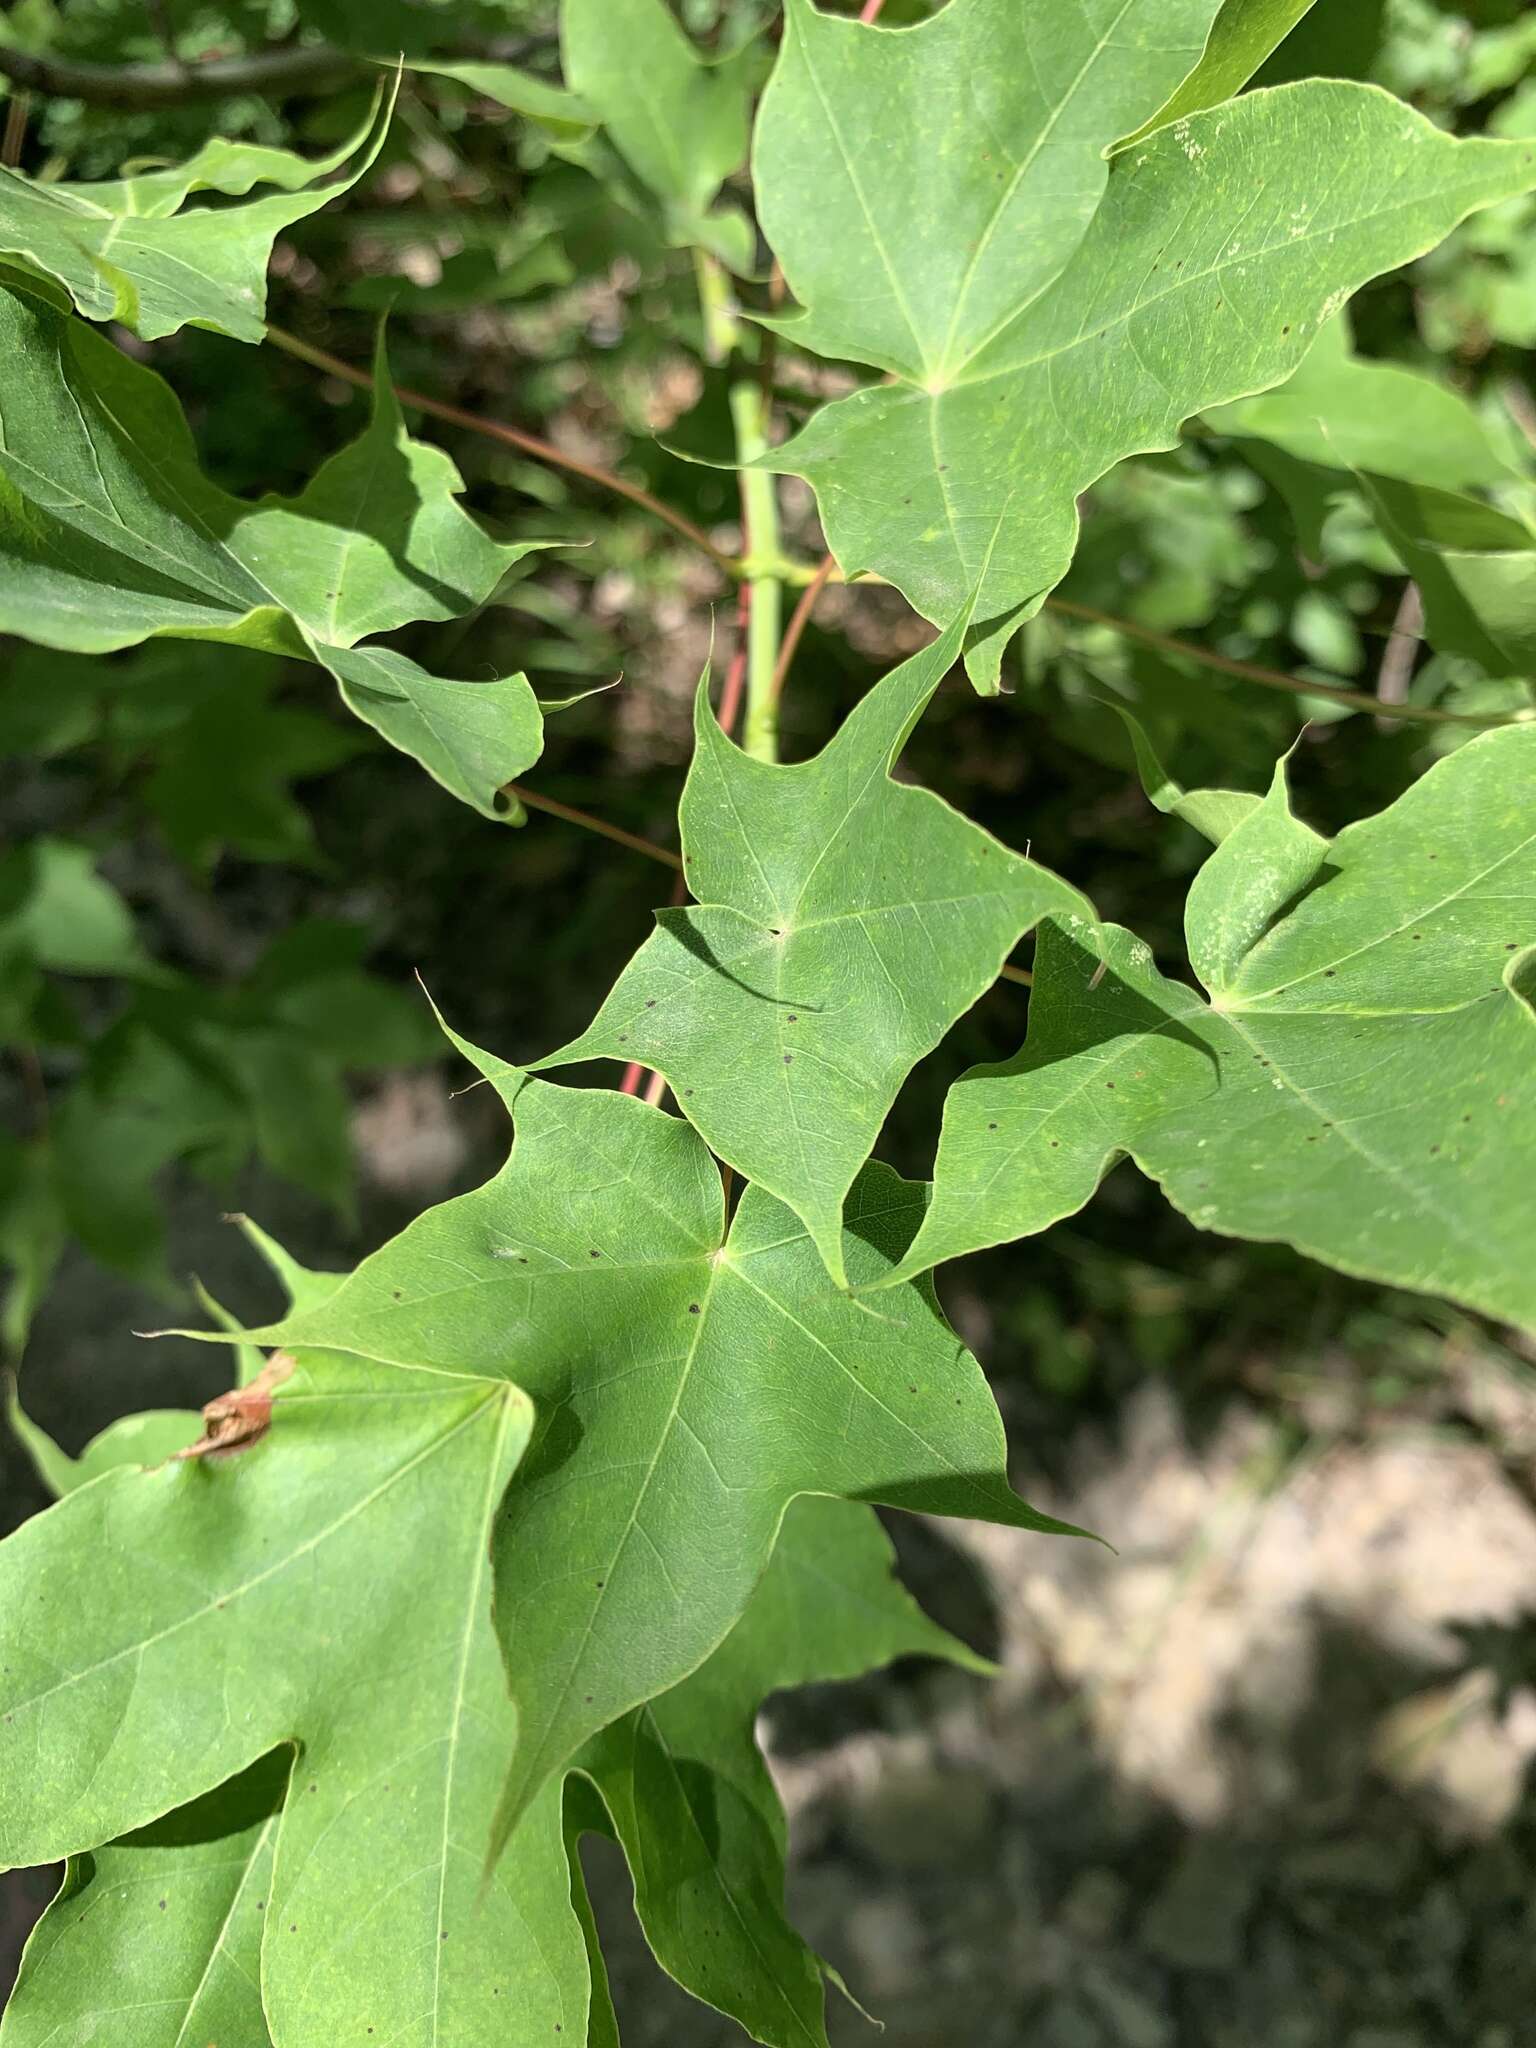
[1117,0,1321,147]
[0,838,157,983]
[0,90,392,341]
[557,0,759,265]
[3,1347,981,2048]
[538,613,1094,1283]
[0,282,552,816]
[575,1491,987,2045]
[1203,315,1536,686]
[753,0,1536,683]
[1203,311,1521,497]
[173,1029,1078,1866]
[408,57,599,142]
[0,1347,609,2047]
[884,729,1536,1329]
[8,1395,200,1498]
[0,1753,287,2048]
[1351,475,1536,684]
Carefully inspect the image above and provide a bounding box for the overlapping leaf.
[0,281,551,815]
[753,0,1536,682]
[1206,316,1536,684]
[0,1347,610,2048]
[1353,474,1536,682]
[1116,0,1321,147]
[186,1036,1076,1865]
[1203,311,1521,497]
[0,1753,287,2048]
[536,616,1094,1284]
[1,1409,974,2048]
[574,1490,985,2045]
[0,92,391,340]
[558,0,758,266]
[886,730,1536,1329]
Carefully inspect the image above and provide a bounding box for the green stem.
[694,250,783,763]
[730,381,783,763]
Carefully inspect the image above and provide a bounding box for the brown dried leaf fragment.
[176,1353,296,1462]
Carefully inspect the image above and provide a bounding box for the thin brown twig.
[1044,593,1528,729]
[2,89,29,167]
[770,552,837,707]
[504,784,683,869]
[1375,582,1423,729]
[0,40,357,106]
[716,585,752,738]
[998,964,1033,987]
[263,324,739,579]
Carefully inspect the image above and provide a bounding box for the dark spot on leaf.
[783,1053,793,1064]
[291,1924,298,1933]
[618,1034,628,1042]
[788,1014,798,1023]
[646,998,656,1006]
[1105,1081,1115,1090]
[589,1249,601,1258]
[1324,970,1335,978]
[159,1899,167,1910]
[1050,1140,1059,1148]
[1282,324,1291,335]
[988,1121,998,1129]
[689,1303,701,1314]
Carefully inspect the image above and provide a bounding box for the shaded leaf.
[755,0,1536,682]
[887,730,1536,1328]
[8,1392,199,1498]
[1204,310,1521,491]
[1115,708,1262,844]
[538,616,1094,1283]
[560,0,758,263]
[0,90,391,341]
[0,838,155,981]
[579,1492,986,2046]
[1353,472,1536,680]
[0,284,551,816]
[0,1753,287,2048]
[0,1139,64,1361]
[410,56,598,140]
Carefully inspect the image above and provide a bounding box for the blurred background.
[3,0,1536,2040]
